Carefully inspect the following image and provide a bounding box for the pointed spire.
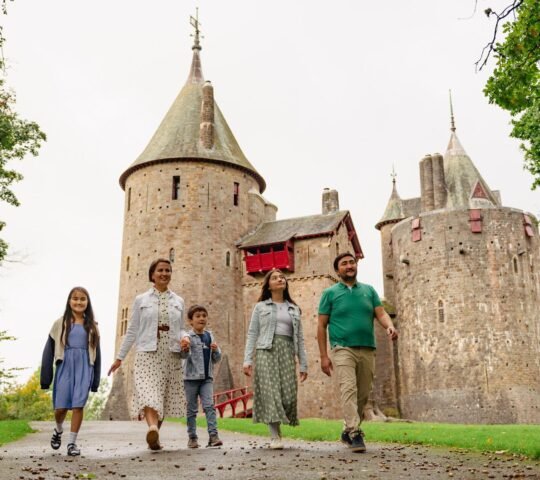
[449,90,456,132]
[187,9,204,84]
[375,167,404,230]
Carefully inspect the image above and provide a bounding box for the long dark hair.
[257,269,297,305]
[60,286,99,349]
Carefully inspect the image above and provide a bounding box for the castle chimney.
[200,80,214,149]
[420,154,435,211]
[432,153,446,209]
[322,188,339,214]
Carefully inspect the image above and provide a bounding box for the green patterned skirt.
[253,335,298,426]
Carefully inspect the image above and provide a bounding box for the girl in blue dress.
[41,286,101,456]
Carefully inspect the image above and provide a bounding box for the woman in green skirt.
[243,268,308,449]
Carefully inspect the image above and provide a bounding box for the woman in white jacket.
[108,258,188,450]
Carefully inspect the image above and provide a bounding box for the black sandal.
[50,428,62,450]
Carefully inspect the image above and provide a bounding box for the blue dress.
[53,324,93,409]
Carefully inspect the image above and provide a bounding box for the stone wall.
[390,207,540,423]
[103,160,262,419]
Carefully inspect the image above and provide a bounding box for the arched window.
[126,256,130,271]
[512,256,518,274]
[437,300,444,322]
[169,248,175,263]
[226,251,231,267]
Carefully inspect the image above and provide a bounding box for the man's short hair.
[187,304,208,320]
[333,252,356,271]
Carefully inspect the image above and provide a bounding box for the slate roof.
[120,46,265,191]
[238,211,350,248]
[443,132,499,209]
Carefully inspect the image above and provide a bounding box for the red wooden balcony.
[243,241,295,274]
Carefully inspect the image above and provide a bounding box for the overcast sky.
[1,0,538,384]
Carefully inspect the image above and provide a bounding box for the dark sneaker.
[207,434,223,447]
[340,430,352,446]
[349,430,366,453]
[51,428,62,450]
[187,437,199,449]
[67,443,80,456]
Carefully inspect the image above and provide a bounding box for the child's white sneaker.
[269,437,283,450]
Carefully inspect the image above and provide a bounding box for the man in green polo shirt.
[317,252,398,452]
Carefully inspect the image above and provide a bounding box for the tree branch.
[475,0,524,72]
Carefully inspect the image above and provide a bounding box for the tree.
[0,2,46,263]
[85,378,110,420]
[0,330,24,390]
[478,0,540,189]
[0,368,53,420]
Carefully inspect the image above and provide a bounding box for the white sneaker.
[269,437,284,450]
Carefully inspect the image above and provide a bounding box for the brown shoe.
[207,434,223,447]
[146,425,160,450]
[187,437,199,449]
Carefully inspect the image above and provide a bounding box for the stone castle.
[103,25,540,424]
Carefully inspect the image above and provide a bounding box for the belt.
[157,324,170,339]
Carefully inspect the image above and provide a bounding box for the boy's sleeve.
[211,332,222,363]
[40,335,55,389]
[318,289,332,315]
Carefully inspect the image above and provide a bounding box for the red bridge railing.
[213,386,253,418]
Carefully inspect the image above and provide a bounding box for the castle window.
[411,218,422,242]
[233,182,239,206]
[336,242,339,255]
[469,209,482,233]
[169,248,175,263]
[437,300,444,322]
[226,251,231,267]
[126,256,130,271]
[513,256,518,274]
[172,176,181,200]
[127,188,132,211]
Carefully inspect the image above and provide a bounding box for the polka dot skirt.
[131,290,186,420]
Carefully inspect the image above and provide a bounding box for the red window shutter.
[469,209,482,233]
[524,214,534,237]
[411,217,421,242]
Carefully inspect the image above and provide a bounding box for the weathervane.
[190,8,203,51]
[391,165,397,185]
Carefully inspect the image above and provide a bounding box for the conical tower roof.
[119,35,265,192]
[443,132,499,209]
[442,93,498,209]
[375,175,405,230]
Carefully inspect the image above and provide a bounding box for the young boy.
[180,304,223,448]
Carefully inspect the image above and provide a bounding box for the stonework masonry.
[390,208,540,423]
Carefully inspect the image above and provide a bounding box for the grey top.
[274,302,293,337]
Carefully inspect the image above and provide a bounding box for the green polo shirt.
[318,281,382,349]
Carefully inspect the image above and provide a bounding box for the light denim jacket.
[180,329,222,380]
[243,299,308,373]
[117,288,186,360]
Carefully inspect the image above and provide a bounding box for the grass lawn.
[0,420,34,445]
[169,417,540,459]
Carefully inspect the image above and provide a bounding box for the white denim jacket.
[117,288,185,360]
[243,298,308,373]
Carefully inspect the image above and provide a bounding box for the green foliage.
[0,368,53,420]
[0,419,34,445]
[85,378,110,420]
[0,330,24,390]
[0,2,46,263]
[484,0,540,189]
[168,417,540,459]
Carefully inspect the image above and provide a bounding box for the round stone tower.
[383,122,540,423]
[104,24,266,419]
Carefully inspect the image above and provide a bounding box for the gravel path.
[0,421,538,479]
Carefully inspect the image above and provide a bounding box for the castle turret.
[105,17,267,419]
[384,98,540,423]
